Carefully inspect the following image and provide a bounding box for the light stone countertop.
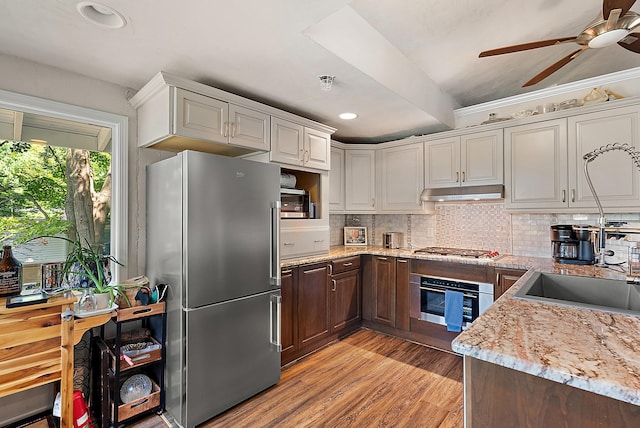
[451,266,640,406]
[283,246,639,405]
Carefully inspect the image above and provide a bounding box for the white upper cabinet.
[378,142,424,212]
[568,105,640,209]
[330,146,345,212]
[505,105,640,211]
[345,149,376,212]
[271,117,303,165]
[504,119,568,210]
[175,88,227,144]
[173,88,270,152]
[228,104,270,151]
[303,128,331,170]
[131,72,335,157]
[424,130,503,188]
[271,117,330,170]
[424,136,459,187]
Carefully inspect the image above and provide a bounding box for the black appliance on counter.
[551,225,595,265]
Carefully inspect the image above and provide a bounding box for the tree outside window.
[0,139,112,282]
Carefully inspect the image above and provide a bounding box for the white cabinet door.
[228,105,270,151]
[379,143,424,212]
[330,146,345,212]
[461,130,503,186]
[504,119,568,210]
[271,117,304,166]
[568,105,640,209]
[175,88,227,144]
[424,137,460,188]
[303,128,330,170]
[346,150,376,211]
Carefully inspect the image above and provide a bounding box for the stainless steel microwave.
[280,188,311,218]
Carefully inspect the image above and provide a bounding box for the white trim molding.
[0,89,128,282]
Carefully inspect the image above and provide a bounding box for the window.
[0,89,128,283]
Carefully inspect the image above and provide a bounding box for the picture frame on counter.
[344,227,367,246]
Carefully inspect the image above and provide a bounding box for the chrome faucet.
[583,143,640,269]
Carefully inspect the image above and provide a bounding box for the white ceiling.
[1,0,639,143]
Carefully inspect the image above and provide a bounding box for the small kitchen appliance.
[550,225,595,265]
[383,232,404,249]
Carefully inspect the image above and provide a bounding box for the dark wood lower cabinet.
[369,256,396,327]
[494,268,527,299]
[465,356,640,427]
[298,263,331,350]
[280,267,297,364]
[281,258,362,366]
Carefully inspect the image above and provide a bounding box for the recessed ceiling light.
[339,112,358,120]
[77,2,127,29]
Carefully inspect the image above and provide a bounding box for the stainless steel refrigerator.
[146,151,282,428]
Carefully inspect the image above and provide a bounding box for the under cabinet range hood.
[420,185,504,202]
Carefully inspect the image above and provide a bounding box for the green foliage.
[0,217,71,244]
[0,142,111,244]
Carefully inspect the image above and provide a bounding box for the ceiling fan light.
[588,28,630,48]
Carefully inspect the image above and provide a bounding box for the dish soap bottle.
[0,245,22,297]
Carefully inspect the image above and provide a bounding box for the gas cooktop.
[413,247,499,258]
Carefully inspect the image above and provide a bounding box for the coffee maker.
[550,225,595,265]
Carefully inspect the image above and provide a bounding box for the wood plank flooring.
[131,328,463,427]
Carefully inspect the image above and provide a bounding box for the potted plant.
[56,235,130,309]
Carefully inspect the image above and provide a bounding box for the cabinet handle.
[371,198,375,207]
[571,189,575,203]
[462,171,466,182]
[281,269,292,275]
[314,239,324,243]
[224,122,229,138]
[456,172,459,183]
[562,190,566,203]
[331,279,337,292]
[329,264,333,275]
[231,122,237,138]
[304,149,310,163]
[343,262,353,267]
[283,242,295,246]
[397,259,408,263]
[377,257,388,261]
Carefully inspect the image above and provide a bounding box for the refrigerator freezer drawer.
[181,291,281,427]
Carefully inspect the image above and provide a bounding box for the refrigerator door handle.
[270,201,281,286]
[270,294,282,352]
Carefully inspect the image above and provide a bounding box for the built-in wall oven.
[410,274,493,330]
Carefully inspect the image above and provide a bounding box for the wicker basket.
[116,275,149,308]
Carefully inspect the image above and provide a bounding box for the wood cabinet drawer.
[331,256,360,274]
[281,228,329,259]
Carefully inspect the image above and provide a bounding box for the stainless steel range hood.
[419,185,504,202]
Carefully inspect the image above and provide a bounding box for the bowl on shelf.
[120,374,152,404]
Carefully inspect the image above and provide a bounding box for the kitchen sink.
[514,272,640,316]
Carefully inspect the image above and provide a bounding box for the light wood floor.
[131,328,463,427]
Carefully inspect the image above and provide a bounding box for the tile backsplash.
[330,203,640,258]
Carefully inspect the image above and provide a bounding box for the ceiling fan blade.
[479,37,577,57]
[603,0,636,19]
[619,32,640,52]
[522,48,587,87]
[606,8,622,30]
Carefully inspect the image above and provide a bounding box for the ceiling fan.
[479,0,640,87]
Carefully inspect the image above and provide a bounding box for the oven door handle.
[421,286,478,299]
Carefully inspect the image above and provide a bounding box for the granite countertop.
[452,266,640,406]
